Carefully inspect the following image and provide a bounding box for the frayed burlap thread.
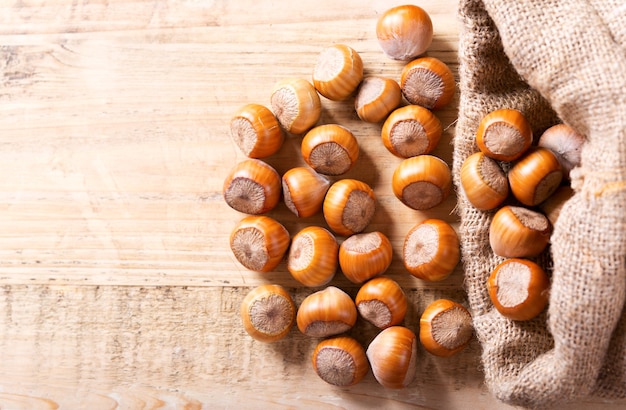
[454,0,626,408]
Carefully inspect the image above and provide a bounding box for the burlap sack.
[454,0,626,408]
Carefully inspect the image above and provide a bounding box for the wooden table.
[0,1,623,408]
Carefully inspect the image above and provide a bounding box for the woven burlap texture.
[454,0,626,408]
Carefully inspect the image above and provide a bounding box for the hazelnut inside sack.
[455,0,626,408]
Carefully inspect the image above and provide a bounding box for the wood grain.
[0,0,459,288]
[0,1,623,408]
[1,284,621,409]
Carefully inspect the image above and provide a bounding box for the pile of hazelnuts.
[460,109,583,321]
[224,5,473,389]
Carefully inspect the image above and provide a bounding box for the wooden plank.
[0,0,459,287]
[0,284,613,409]
[0,284,623,409]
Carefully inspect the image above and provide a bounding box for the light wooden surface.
[0,1,622,409]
